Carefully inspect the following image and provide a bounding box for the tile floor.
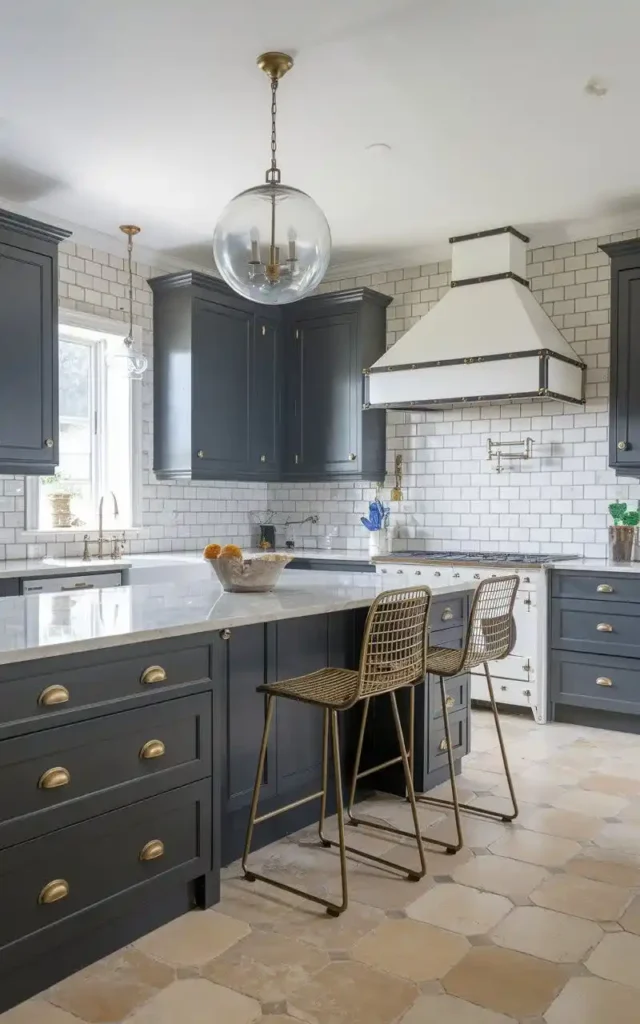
[4,710,640,1023]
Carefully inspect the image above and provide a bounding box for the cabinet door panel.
[251,316,279,475]
[192,299,252,478]
[612,266,640,467]
[0,244,55,471]
[289,313,359,477]
[275,615,328,795]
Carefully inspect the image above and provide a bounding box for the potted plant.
[41,473,79,529]
[608,501,640,562]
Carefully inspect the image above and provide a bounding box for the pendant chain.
[266,77,281,184]
[126,233,134,347]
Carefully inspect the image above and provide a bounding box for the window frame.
[26,308,143,534]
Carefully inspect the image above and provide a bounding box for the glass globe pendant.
[109,225,148,379]
[213,52,331,305]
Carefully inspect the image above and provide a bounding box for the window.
[29,315,140,532]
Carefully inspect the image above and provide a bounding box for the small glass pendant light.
[213,52,331,305]
[110,224,148,379]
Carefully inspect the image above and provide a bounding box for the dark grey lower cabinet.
[0,580,19,598]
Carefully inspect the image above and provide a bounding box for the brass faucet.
[98,492,119,559]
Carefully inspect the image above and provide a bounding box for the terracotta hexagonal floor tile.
[0,1004,79,1024]
[47,949,175,1023]
[550,788,628,818]
[530,873,632,921]
[491,906,602,963]
[452,854,548,899]
[586,932,640,989]
[582,775,640,798]
[488,828,581,867]
[201,929,328,1002]
[566,854,640,889]
[126,979,260,1024]
[286,961,417,1024]
[352,918,470,982]
[518,806,604,842]
[135,909,250,966]
[406,883,512,936]
[620,894,640,935]
[442,945,570,1017]
[400,992,512,1024]
[545,976,639,1024]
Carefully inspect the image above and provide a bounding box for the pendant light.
[110,224,148,379]
[213,52,331,305]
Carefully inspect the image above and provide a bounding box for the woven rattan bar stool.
[416,574,521,852]
[242,587,432,917]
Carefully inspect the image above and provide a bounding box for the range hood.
[366,226,585,409]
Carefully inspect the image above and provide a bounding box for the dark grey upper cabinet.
[600,239,640,473]
[150,273,281,481]
[0,210,70,475]
[284,290,390,481]
[150,274,389,482]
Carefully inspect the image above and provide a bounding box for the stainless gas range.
[374,551,577,722]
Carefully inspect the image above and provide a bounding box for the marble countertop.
[248,548,370,562]
[0,570,473,666]
[0,557,131,580]
[549,558,640,573]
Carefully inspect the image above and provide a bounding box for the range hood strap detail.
[367,348,585,374]
[449,225,530,244]
[450,271,530,289]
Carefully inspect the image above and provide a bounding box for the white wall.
[267,231,640,558]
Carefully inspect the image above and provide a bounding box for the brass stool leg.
[329,709,348,917]
[243,694,276,878]
[346,697,370,824]
[390,691,427,878]
[406,683,462,854]
[437,675,464,853]
[318,708,331,846]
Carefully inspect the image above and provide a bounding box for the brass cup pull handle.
[38,767,71,790]
[39,879,69,905]
[140,665,167,686]
[140,739,165,760]
[348,452,356,461]
[139,839,164,862]
[597,584,614,593]
[618,440,629,451]
[441,608,454,621]
[260,454,267,463]
[597,623,613,632]
[220,628,231,640]
[38,685,70,707]
[596,677,613,687]
[445,695,456,709]
[438,738,449,752]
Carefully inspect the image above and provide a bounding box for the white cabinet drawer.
[22,573,122,594]
[376,564,452,587]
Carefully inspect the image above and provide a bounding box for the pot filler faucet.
[98,492,119,559]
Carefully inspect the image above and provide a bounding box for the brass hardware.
[523,597,532,606]
[140,739,165,760]
[294,454,300,464]
[61,582,93,591]
[473,573,480,579]
[597,623,613,632]
[260,454,267,462]
[38,767,70,790]
[120,225,141,237]
[139,839,164,862]
[441,608,454,621]
[438,737,449,752]
[453,572,460,579]
[390,453,403,501]
[140,665,167,685]
[220,628,231,640]
[445,695,456,709]
[596,676,613,687]
[261,324,266,336]
[523,576,530,583]
[618,440,629,451]
[197,450,204,459]
[348,453,356,461]
[597,583,614,593]
[38,685,70,707]
[38,879,69,905]
[415,570,421,576]
[295,329,299,339]
[257,51,294,80]
[434,571,441,577]
[44,438,54,448]
[396,569,404,574]
[82,534,91,561]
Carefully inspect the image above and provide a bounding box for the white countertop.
[549,558,640,573]
[0,570,473,666]
[248,548,370,562]
[0,557,131,580]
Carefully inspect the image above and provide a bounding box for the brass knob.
[596,676,613,687]
[140,665,167,685]
[396,569,404,574]
[434,571,441,577]
[220,628,231,640]
[597,623,613,632]
[474,573,481,580]
[44,438,54,448]
[197,449,204,458]
[38,685,70,707]
[139,839,164,862]
[442,608,454,621]
[38,879,69,905]
[445,695,455,709]
[618,440,629,451]
[438,738,448,752]
[260,455,267,462]
[348,453,356,461]
[597,584,614,593]
[415,570,421,576]
[453,572,460,578]
[294,454,300,464]
[38,767,71,790]
[139,740,165,760]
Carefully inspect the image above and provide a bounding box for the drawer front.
[430,676,468,720]
[0,780,211,950]
[550,649,640,716]
[552,599,640,658]
[0,643,211,734]
[22,573,122,594]
[431,596,465,629]
[428,710,469,773]
[0,693,212,847]
[552,571,640,604]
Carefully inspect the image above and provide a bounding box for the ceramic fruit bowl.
[207,553,291,592]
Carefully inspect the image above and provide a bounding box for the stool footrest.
[418,793,517,824]
[353,754,403,782]
[254,789,325,825]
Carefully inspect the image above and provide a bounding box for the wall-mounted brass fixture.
[487,437,534,474]
[390,454,403,501]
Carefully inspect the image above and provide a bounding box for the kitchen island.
[0,571,473,1013]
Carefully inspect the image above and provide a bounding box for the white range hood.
[366,226,585,409]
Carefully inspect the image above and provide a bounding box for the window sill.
[20,527,147,541]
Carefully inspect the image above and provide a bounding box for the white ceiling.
[1,0,640,273]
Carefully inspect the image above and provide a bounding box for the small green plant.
[41,473,78,497]
[608,500,640,527]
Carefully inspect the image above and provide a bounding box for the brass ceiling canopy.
[257,52,293,80]
[119,224,141,237]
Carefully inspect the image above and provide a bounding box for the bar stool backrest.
[462,575,519,672]
[354,586,432,704]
